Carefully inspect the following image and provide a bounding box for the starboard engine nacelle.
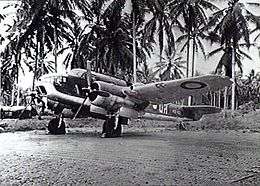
[89,90,135,111]
[90,81,126,98]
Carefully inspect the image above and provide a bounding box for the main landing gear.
[101,116,128,138]
[47,114,66,135]
[47,113,128,137]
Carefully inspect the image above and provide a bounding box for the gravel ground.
[0,110,260,185]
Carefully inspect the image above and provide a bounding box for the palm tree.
[3,0,92,90]
[130,0,148,83]
[0,13,5,103]
[0,13,4,44]
[250,15,260,42]
[250,14,260,58]
[143,0,175,78]
[24,51,55,80]
[137,61,158,84]
[60,17,93,70]
[176,23,208,77]
[154,45,186,81]
[208,44,253,78]
[0,34,23,106]
[169,0,219,78]
[71,0,132,74]
[45,0,92,72]
[207,0,260,110]
[70,0,147,78]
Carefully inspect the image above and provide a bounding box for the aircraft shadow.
[65,129,153,138]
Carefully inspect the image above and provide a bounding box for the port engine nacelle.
[89,91,135,111]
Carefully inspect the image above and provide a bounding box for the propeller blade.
[72,96,90,120]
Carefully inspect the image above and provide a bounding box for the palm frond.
[207,47,223,59]
[237,49,253,61]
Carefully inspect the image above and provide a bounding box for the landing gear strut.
[48,114,66,135]
[101,116,128,138]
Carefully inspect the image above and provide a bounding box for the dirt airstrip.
[0,110,260,185]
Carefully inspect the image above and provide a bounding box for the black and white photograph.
[0,0,260,185]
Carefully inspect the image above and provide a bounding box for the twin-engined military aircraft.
[36,65,232,137]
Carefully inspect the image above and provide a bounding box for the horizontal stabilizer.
[140,112,191,122]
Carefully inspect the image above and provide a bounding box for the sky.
[0,0,260,89]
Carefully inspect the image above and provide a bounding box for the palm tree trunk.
[224,87,228,109]
[0,61,2,118]
[0,61,2,104]
[54,26,58,72]
[41,27,45,76]
[192,37,196,77]
[95,49,100,72]
[133,11,137,83]
[218,90,221,107]
[159,19,163,80]
[189,36,197,106]
[32,41,39,91]
[187,33,192,106]
[16,86,20,106]
[186,33,190,78]
[15,54,20,106]
[213,92,216,106]
[11,86,15,106]
[210,92,213,106]
[231,46,236,110]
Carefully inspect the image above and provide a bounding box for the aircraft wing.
[126,75,232,104]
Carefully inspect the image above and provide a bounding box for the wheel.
[113,123,122,137]
[57,120,66,134]
[48,118,59,134]
[113,116,128,137]
[101,116,128,138]
[101,117,116,138]
[48,117,66,135]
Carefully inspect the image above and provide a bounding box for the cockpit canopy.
[38,73,68,83]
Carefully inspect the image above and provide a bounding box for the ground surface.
[0,110,260,185]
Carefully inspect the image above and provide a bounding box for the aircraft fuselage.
[36,69,145,120]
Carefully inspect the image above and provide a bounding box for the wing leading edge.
[127,75,232,104]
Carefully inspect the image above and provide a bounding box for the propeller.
[72,87,91,120]
[73,61,92,120]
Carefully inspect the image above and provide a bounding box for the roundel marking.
[180,81,207,90]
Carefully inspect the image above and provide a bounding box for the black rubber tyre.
[48,118,59,134]
[48,118,66,135]
[101,117,116,138]
[113,123,122,137]
[113,116,128,137]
